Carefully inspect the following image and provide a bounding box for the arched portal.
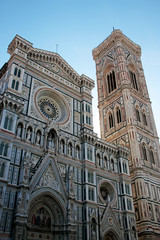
[27,194,65,240]
[104,230,119,240]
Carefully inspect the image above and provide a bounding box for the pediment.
[29,154,67,200]
[35,61,74,82]
[27,50,81,84]
[101,204,121,238]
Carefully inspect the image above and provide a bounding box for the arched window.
[116,108,122,124]
[142,113,147,126]
[15,81,19,91]
[123,162,128,174]
[60,139,65,154]
[107,70,116,93]
[88,171,94,183]
[4,115,9,129]
[8,117,13,131]
[150,149,155,164]
[142,145,147,161]
[14,67,18,76]
[136,108,141,122]
[0,143,4,155]
[68,142,72,157]
[0,163,5,177]
[18,69,21,78]
[109,113,114,128]
[4,144,8,157]
[130,70,138,91]
[11,79,15,89]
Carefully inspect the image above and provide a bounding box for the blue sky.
[0,0,160,137]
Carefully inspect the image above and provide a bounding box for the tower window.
[142,113,147,126]
[130,71,138,91]
[142,145,147,161]
[109,113,114,128]
[136,108,141,122]
[116,108,122,124]
[18,69,21,78]
[150,149,155,164]
[11,79,19,91]
[14,67,18,76]
[107,70,116,93]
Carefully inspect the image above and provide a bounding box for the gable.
[29,153,67,201]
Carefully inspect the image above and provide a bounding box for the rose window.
[35,88,70,124]
[38,97,59,120]
[99,181,116,205]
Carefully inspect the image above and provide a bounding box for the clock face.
[38,97,59,120]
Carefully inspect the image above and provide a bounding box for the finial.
[56,44,59,53]
[113,27,115,31]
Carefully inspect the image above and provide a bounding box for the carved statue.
[26,128,32,141]
[48,136,54,149]
[17,125,22,137]
[36,132,41,144]
[69,166,75,196]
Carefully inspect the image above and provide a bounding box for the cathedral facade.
[0,30,159,240]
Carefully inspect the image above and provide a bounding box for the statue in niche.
[76,146,80,159]
[23,151,31,184]
[68,143,72,156]
[26,128,32,141]
[91,218,97,240]
[17,124,22,137]
[36,131,41,145]
[47,130,55,150]
[69,166,75,196]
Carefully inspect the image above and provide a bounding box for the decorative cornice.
[92,29,141,60]
[7,34,33,55]
[0,92,25,113]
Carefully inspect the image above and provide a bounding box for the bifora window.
[116,108,122,124]
[11,79,19,91]
[135,108,141,122]
[142,145,147,161]
[130,71,138,91]
[107,71,116,93]
[142,112,147,126]
[109,113,114,128]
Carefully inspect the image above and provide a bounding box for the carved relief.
[37,165,61,193]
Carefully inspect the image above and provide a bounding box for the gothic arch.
[26,191,66,240]
[114,104,122,125]
[103,229,120,240]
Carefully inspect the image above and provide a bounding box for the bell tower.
[93,30,160,239]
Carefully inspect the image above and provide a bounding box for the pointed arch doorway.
[104,230,119,240]
[26,194,65,240]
